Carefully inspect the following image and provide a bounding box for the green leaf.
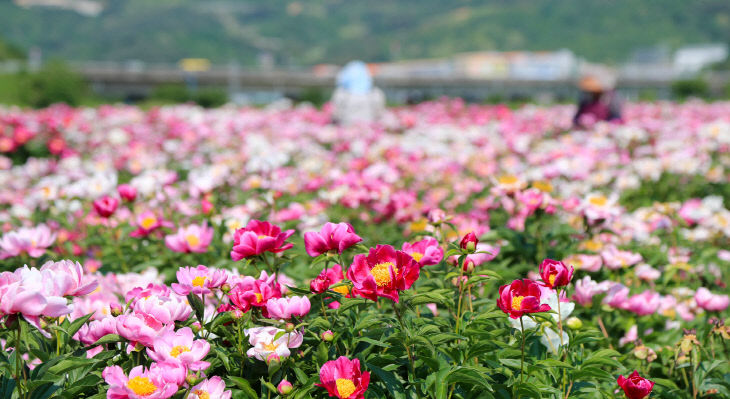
[92,334,124,346]
[228,377,258,399]
[187,293,206,324]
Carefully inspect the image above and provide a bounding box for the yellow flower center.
[263,342,278,351]
[410,252,424,262]
[548,274,556,286]
[193,390,210,399]
[185,234,200,247]
[254,293,263,303]
[332,285,350,296]
[141,216,157,229]
[588,196,607,207]
[192,276,207,287]
[258,234,269,239]
[498,175,518,185]
[371,262,397,287]
[335,378,357,399]
[170,345,190,358]
[127,376,157,396]
[511,295,524,311]
[532,180,553,193]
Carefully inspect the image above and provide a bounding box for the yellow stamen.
[511,295,524,311]
[170,345,190,358]
[185,234,200,247]
[127,376,157,396]
[588,196,607,207]
[192,276,207,287]
[141,216,157,230]
[498,175,518,185]
[257,234,269,239]
[371,262,398,287]
[193,390,210,399]
[332,285,350,296]
[254,293,263,303]
[410,252,424,262]
[263,342,278,351]
[335,378,357,399]
[548,274,556,286]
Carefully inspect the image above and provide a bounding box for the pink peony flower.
[266,296,311,319]
[129,211,173,238]
[39,259,98,297]
[165,223,213,253]
[694,287,730,311]
[600,245,642,270]
[304,222,363,257]
[171,265,228,296]
[147,327,210,371]
[347,244,421,303]
[125,284,172,305]
[0,224,56,259]
[230,220,294,260]
[316,356,370,399]
[117,184,137,202]
[401,238,443,267]
[626,290,661,316]
[189,376,231,399]
[132,295,192,325]
[115,312,170,349]
[102,363,183,399]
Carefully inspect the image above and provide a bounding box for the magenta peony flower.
[538,259,574,289]
[230,220,294,260]
[316,356,370,399]
[304,222,363,257]
[93,195,119,218]
[401,238,443,267]
[129,211,173,238]
[347,245,420,303]
[117,184,137,202]
[497,278,551,319]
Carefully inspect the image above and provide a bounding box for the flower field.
[1,99,729,398]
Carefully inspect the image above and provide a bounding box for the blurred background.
[0,0,729,107]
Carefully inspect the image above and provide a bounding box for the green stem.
[520,316,526,385]
[392,302,415,378]
[15,320,24,399]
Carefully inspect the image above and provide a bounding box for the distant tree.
[19,60,89,107]
[0,37,24,60]
[671,77,710,100]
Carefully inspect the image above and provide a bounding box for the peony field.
[1,98,729,399]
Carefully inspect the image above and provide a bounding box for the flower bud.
[428,208,447,225]
[191,322,202,334]
[220,283,231,293]
[566,316,582,330]
[284,322,295,333]
[110,303,123,317]
[460,231,478,252]
[133,342,145,352]
[186,372,203,386]
[278,380,293,395]
[321,330,334,342]
[266,352,281,365]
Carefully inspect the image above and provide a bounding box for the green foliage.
[149,84,228,107]
[0,1,728,64]
[671,77,710,100]
[18,60,89,108]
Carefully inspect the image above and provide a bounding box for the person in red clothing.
[573,75,622,128]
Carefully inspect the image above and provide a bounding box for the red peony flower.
[230,220,294,261]
[497,278,551,319]
[539,258,574,289]
[617,370,654,399]
[346,245,420,303]
[459,231,478,251]
[316,356,370,399]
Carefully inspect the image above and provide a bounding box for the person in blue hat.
[331,61,385,125]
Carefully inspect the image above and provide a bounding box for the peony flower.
[229,275,282,310]
[600,245,642,270]
[189,376,232,399]
[102,363,184,399]
[39,259,98,297]
[401,238,443,267]
[625,290,660,316]
[316,356,370,399]
[147,327,210,371]
[117,184,137,202]
[694,287,730,312]
[278,379,293,395]
[115,312,170,349]
[497,279,551,319]
[133,295,192,325]
[617,370,654,399]
[347,244,420,303]
[539,259,574,289]
[93,195,119,218]
[244,326,303,361]
[130,211,173,238]
[0,224,56,259]
[450,243,500,272]
[230,220,295,260]
[310,264,345,294]
[125,284,172,305]
[165,223,213,253]
[459,231,478,251]
[171,265,228,296]
[304,222,363,257]
[572,276,610,306]
[266,296,311,319]
[0,266,73,332]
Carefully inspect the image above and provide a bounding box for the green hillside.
[0,0,728,65]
